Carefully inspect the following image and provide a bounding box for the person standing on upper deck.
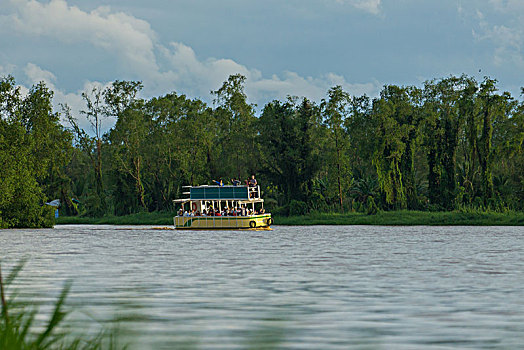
[248,175,257,198]
[248,175,257,187]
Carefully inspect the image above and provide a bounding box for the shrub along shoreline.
[54,210,524,226]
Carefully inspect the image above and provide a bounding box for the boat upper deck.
[173,185,262,202]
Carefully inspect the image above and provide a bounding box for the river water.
[1,225,523,349]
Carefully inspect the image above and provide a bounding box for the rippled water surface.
[1,225,524,349]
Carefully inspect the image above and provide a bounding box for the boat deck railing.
[248,185,260,199]
[174,213,270,228]
[179,184,261,201]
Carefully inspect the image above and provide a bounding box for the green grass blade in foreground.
[33,281,71,349]
[0,262,128,350]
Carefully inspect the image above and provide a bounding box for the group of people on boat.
[213,175,257,187]
[178,206,265,217]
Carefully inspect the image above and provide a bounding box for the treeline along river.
[1,225,523,348]
[0,74,523,228]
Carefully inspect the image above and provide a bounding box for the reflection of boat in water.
[173,185,272,229]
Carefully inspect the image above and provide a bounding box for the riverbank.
[54,210,524,226]
[275,210,524,226]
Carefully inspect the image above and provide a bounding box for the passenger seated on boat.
[178,209,183,217]
[195,211,201,216]
[183,210,190,217]
[215,209,221,216]
[241,206,246,216]
[231,178,241,186]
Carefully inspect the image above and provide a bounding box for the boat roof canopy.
[174,185,262,201]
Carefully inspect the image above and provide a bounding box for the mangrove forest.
[0,74,523,228]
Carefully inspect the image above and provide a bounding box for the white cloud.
[24,62,56,84]
[155,42,253,96]
[247,71,378,103]
[465,1,524,69]
[0,64,14,77]
[2,0,381,125]
[488,0,524,13]
[158,43,378,103]
[335,0,381,15]
[21,63,116,132]
[5,0,159,76]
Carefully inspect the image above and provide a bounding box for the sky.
[0,0,523,126]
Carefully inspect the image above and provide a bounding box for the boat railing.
[250,185,260,199]
[178,184,261,200]
[174,213,270,228]
[175,212,269,219]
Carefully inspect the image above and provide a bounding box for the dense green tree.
[423,76,475,209]
[212,74,258,179]
[19,83,74,208]
[64,86,109,216]
[2,72,523,225]
[345,95,375,178]
[371,85,422,209]
[475,78,513,206]
[0,115,53,228]
[104,81,147,212]
[258,98,321,207]
[321,86,352,211]
[108,105,150,210]
[138,92,215,212]
[0,76,66,227]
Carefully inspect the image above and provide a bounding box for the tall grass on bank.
[0,262,125,350]
[55,211,175,225]
[274,210,524,226]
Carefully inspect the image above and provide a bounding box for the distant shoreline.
[54,210,524,226]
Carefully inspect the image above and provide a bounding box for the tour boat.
[173,184,272,229]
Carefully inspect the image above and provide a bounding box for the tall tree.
[81,86,106,203]
[0,76,67,227]
[104,81,147,211]
[423,76,475,209]
[64,86,109,216]
[142,92,215,211]
[258,98,321,206]
[372,85,422,209]
[321,86,352,211]
[475,78,511,205]
[212,74,258,179]
[345,94,375,179]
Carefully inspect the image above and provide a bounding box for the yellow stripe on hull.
[174,214,272,229]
